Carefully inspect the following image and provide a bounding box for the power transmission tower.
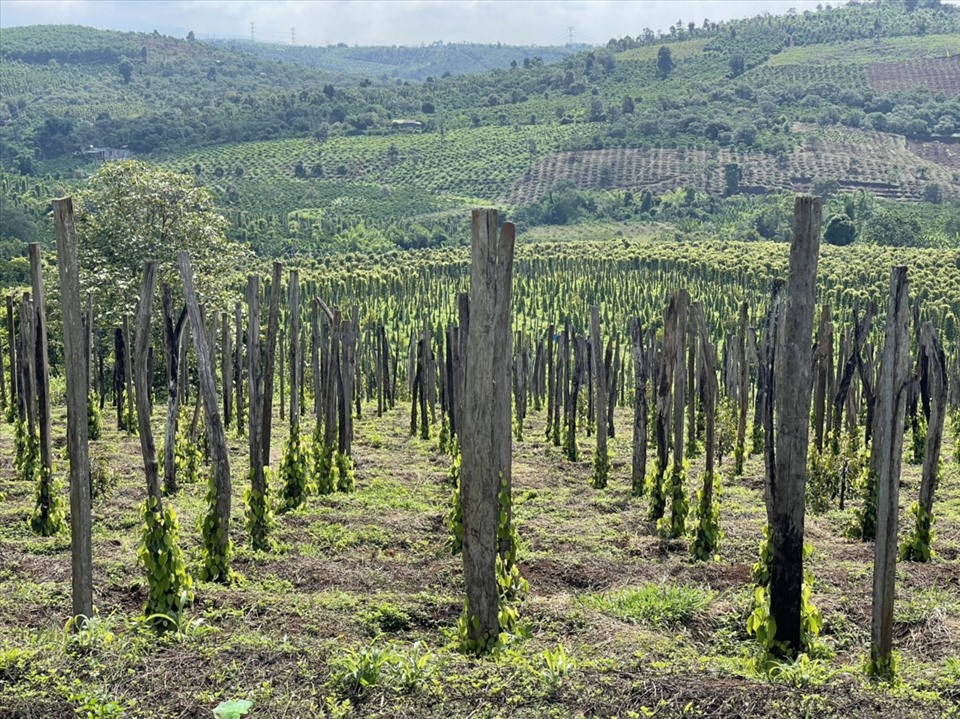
[291,27,296,45]
[250,22,255,42]
[567,26,574,46]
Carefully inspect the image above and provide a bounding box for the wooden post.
[461,208,515,646]
[221,311,232,431]
[870,266,910,674]
[311,299,322,420]
[28,244,53,475]
[911,322,946,558]
[132,262,161,502]
[735,301,749,474]
[340,308,358,456]
[288,271,300,429]
[86,292,94,399]
[178,251,232,577]
[247,275,266,538]
[19,294,37,436]
[6,295,15,418]
[324,308,341,455]
[122,315,135,435]
[261,261,282,467]
[53,198,93,621]
[590,306,608,487]
[546,323,555,440]
[768,195,822,654]
[235,302,244,435]
[161,285,187,495]
[629,317,647,496]
[813,304,832,452]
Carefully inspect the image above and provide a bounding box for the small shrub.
[580,583,713,627]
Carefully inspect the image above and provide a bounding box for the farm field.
[1,387,958,718]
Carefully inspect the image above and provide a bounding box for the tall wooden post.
[461,209,515,646]
[178,251,232,577]
[288,270,300,429]
[161,286,187,495]
[221,311,232,431]
[122,315,134,434]
[28,244,53,476]
[132,263,161,502]
[870,266,911,674]
[234,302,244,435]
[629,317,647,496]
[769,195,822,654]
[261,261,282,466]
[53,198,93,621]
[735,301,749,474]
[6,295,16,417]
[590,306,608,487]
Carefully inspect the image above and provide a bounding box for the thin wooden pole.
[53,198,93,621]
[28,244,53,474]
[261,261,282,466]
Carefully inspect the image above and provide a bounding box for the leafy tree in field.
[869,208,923,247]
[119,59,133,83]
[621,95,635,114]
[723,163,742,197]
[74,161,248,325]
[824,214,856,246]
[656,46,673,78]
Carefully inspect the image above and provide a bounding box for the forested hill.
[207,40,584,81]
[1,0,960,262]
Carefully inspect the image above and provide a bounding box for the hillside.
[1,0,959,257]
[207,39,584,81]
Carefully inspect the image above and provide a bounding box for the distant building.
[391,119,423,131]
[83,146,134,162]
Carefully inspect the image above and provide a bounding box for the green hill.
[1,0,959,257]
[207,39,584,81]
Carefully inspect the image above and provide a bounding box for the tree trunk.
[53,198,94,621]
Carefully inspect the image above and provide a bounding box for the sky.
[0,0,870,47]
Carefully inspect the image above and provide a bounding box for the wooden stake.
[52,198,93,621]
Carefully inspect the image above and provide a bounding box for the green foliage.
[445,450,463,554]
[312,425,336,495]
[909,412,927,465]
[562,417,579,462]
[244,467,275,552]
[90,456,119,502]
[747,530,822,659]
[657,461,688,539]
[279,423,310,511]
[213,699,253,719]
[137,496,193,633]
[336,451,356,493]
[646,458,666,520]
[590,445,610,489]
[541,643,576,690]
[808,430,863,514]
[824,214,856,246]
[899,499,936,562]
[198,469,233,584]
[689,471,722,561]
[29,464,65,537]
[580,583,713,627]
[717,397,738,468]
[74,161,248,326]
[865,651,900,682]
[849,465,879,541]
[86,392,102,440]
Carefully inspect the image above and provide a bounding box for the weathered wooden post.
[122,315,135,434]
[5,295,15,420]
[692,301,720,560]
[901,321,946,562]
[869,266,910,676]
[590,306,609,488]
[812,304,833,453]
[735,301,749,475]
[768,195,822,654]
[28,244,53,478]
[247,274,271,549]
[53,198,93,621]
[161,285,187,495]
[234,301,244,435]
[261,261,282,467]
[629,318,647,497]
[178,251,232,582]
[221,310,232,431]
[461,208,515,648]
[133,263,161,501]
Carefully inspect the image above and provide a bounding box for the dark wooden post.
[768,195,822,654]
[28,244,53,476]
[122,315,134,434]
[288,270,300,429]
[221,310,232,431]
[870,266,911,674]
[261,261,282,467]
[161,285,187,495]
[735,301,749,474]
[629,317,647,496]
[53,198,93,621]
[590,306,608,487]
[133,262,161,501]
[247,274,268,545]
[461,209,515,646]
[178,251,232,577]
[813,304,832,453]
[234,302,244,435]
[6,295,15,418]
